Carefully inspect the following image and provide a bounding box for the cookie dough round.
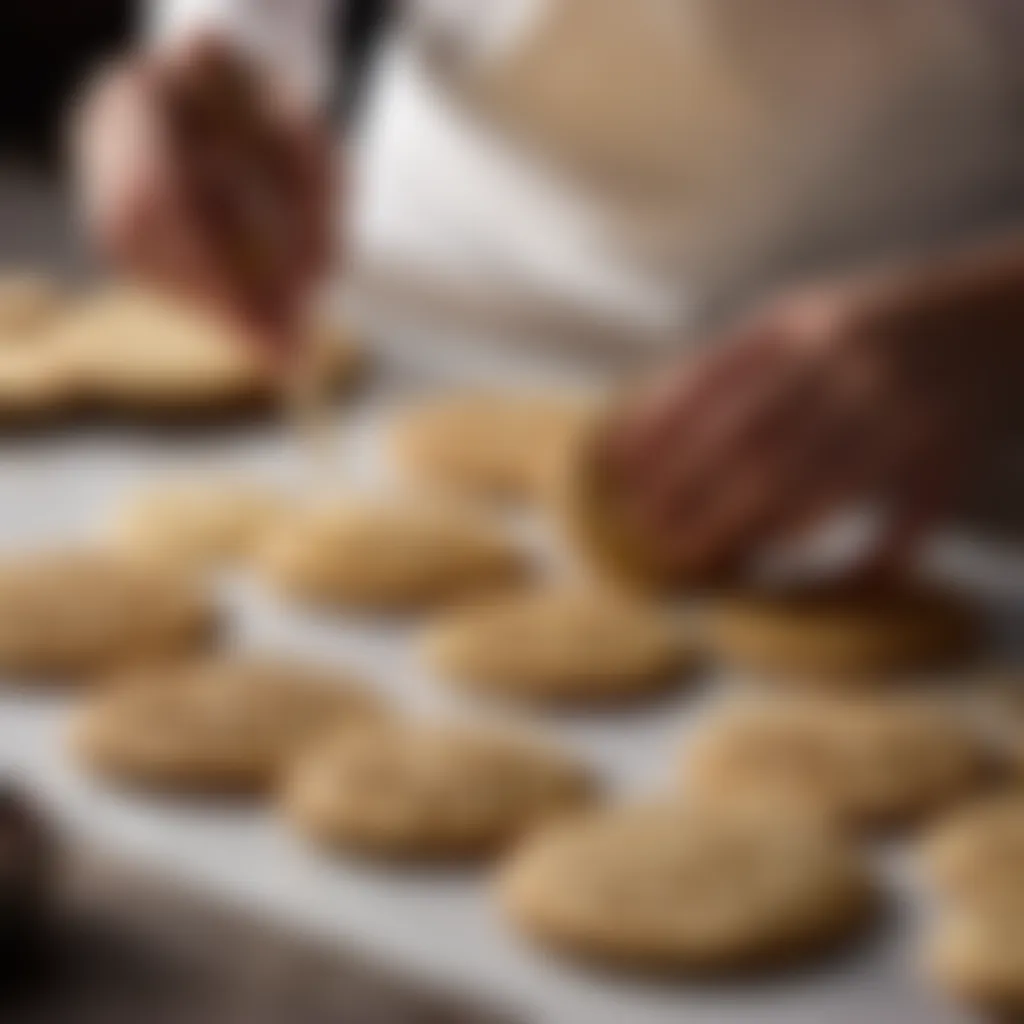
[392,392,589,502]
[498,802,875,972]
[73,656,384,793]
[923,794,1024,911]
[425,587,691,704]
[0,343,75,419]
[285,721,595,858]
[53,287,268,414]
[258,498,528,611]
[52,288,362,417]
[0,273,63,337]
[706,582,978,683]
[111,479,287,568]
[927,913,1024,1017]
[0,550,215,678]
[683,697,985,831]
[559,408,687,594]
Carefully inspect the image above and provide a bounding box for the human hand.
[604,274,1001,582]
[72,35,332,361]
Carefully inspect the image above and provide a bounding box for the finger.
[647,374,864,585]
[854,443,960,582]
[159,46,324,344]
[763,393,942,560]
[610,319,783,477]
[637,343,828,529]
[647,340,901,577]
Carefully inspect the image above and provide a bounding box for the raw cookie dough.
[0,550,215,678]
[391,392,590,502]
[923,794,1024,911]
[498,802,875,972]
[0,342,76,419]
[0,273,63,337]
[111,478,287,569]
[50,287,362,417]
[927,913,1024,1017]
[425,587,691,704]
[258,498,528,612]
[682,697,985,831]
[73,655,384,793]
[559,408,687,593]
[706,582,978,683]
[285,721,595,858]
[959,671,1024,772]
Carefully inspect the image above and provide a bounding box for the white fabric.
[149,0,1024,352]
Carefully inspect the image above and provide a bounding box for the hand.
[72,36,332,360]
[605,273,1003,581]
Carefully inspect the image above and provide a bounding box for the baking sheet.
[0,333,1018,1024]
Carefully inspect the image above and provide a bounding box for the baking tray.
[0,324,1019,1024]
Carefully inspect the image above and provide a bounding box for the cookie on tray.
[50,287,363,418]
[258,497,528,612]
[52,287,270,415]
[424,586,692,704]
[682,696,986,831]
[498,802,875,972]
[926,912,1024,1017]
[706,581,978,683]
[391,392,590,503]
[73,655,384,794]
[922,793,1024,911]
[0,273,64,336]
[0,550,215,679]
[0,341,76,421]
[110,478,288,569]
[284,720,595,858]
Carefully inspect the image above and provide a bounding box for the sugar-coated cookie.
[682,696,985,831]
[392,392,590,502]
[0,273,63,336]
[499,802,875,972]
[0,550,214,678]
[73,655,384,793]
[284,721,595,858]
[706,582,978,683]
[258,498,527,612]
[111,478,287,569]
[923,794,1024,911]
[927,913,1024,1017]
[425,587,691,704]
[0,343,76,419]
[50,288,363,417]
[52,287,269,413]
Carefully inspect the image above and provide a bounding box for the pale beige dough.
[258,498,528,612]
[49,287,362,415]
[284,720,595,858]
[425,586,691,704]
[927,913,1024,1017]
[0,343,76,418]
[73,655,384,793]
[923,793,1024,911]
[682,696,985,831]
[706,582,978,683]
[498,802,875,972]
[0,273,64,337]
[110,478,288,569]
[0,550,214,678]
[391,392,591,502]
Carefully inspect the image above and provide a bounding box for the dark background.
[0,0,394,162]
